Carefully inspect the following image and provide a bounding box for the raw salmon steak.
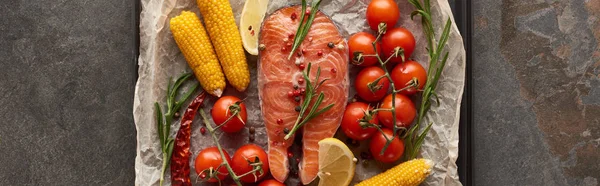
[258,5,349,184]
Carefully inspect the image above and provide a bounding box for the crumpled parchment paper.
[133,0,465,185]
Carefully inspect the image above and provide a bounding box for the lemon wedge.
[317,138,356,186]
[240,0,269,55]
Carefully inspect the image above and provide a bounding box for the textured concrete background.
[473,0,600,185]
[0,0,136,185]
[1,0,599,185]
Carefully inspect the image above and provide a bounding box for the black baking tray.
[449,0,472,185]
[133,0,472,185]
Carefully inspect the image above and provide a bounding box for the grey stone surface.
[473,0,600,185]
[2,0,599,185]
[0,0,136,185]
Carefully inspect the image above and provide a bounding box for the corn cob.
[355,159,433,186]
[197,0,250,92]
[170,11,226,97]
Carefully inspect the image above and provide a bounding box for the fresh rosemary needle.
[284,63,334,140]
[404,0,453,160]
[287,0,323,59]
[155,72,198,186]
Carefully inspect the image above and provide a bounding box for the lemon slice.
[240,0,269,55]
[317,138,356,186]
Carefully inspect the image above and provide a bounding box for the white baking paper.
[133,0,465,185]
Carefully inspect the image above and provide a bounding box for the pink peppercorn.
[291,12,297,20]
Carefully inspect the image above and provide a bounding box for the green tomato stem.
[199,109,264,185]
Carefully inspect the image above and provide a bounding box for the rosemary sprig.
[199,110,265,186]
[287,0,323,59]
[404,0,453,160]
[155,72,199,186]
[284,63,334,140]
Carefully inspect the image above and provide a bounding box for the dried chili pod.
[170,92,207,186]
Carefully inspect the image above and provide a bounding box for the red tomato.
[391,60,427,95]
[231,144,269,183]
[370,128,405,163]
[378,94,416,128]
[341,102,379,140]
[381,27,416,63]
[212,96,247,133]
[194,147,232,182]
[366,0,400,32]
[348,32,380,67]
[258,179,285,186]
[355,66,389,102]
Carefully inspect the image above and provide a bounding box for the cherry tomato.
[391,60,427,95]
[341,102,378,140]
[366,0,400,32]
[381,27,416,63]
[378,94,416,128]
[194,147,232,182]
[348,32,380,67]
[369,128,405,163]
[355,66,389,102]
[258,179,285,186]
[231,144,269,183]
[212,96,247,133]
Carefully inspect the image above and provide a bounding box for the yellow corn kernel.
[355,158,433,186]
[197,0,250,92]
[170,11,226,97]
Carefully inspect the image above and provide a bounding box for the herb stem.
[284,64,333,140]
[155,72,197,186]
[404,0,453,159]
[159,152,168,186]
[287,0,323,59]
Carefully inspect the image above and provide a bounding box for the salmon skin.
[258,5,349,184]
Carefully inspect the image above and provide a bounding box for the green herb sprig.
[287,0,323,59]
[284,63,334,140]
[405,0,453,159]
[155,72,199,186]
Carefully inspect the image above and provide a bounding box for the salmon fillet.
[258,5,349,184]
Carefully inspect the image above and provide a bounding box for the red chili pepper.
[171,92,206,186]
